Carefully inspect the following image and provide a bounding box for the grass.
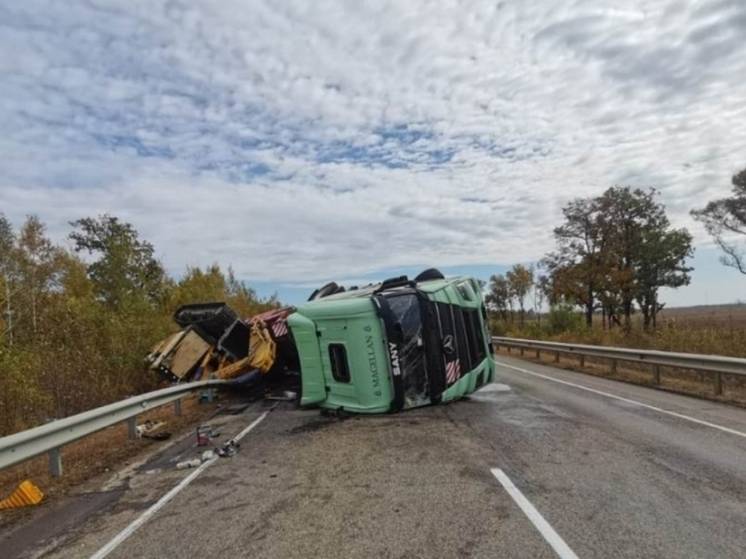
[494,303,746,406]
[496,345,746,408]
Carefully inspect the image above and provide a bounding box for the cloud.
[0,0,745,286]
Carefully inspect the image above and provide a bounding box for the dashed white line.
[495,360,746,439]
[491,468,580,559]
[89,410,270,559]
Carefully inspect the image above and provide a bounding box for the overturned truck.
[147,269,496,413]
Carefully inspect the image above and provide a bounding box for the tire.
[415,268,445,282]
[308,281,340,301]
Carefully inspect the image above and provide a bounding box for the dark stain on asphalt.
[286,418,339,434]
[1,488,125,559]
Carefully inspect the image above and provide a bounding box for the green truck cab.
[287,272,495,413]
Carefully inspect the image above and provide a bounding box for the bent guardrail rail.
[0,380,226,477]
[492,336,746,395]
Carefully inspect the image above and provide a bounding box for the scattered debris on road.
[135,420,164,438]
[201,450,215,461]
[216,440,240,458]
[135,420,172,441]
[174,436,238,470]
[195,425,212,447]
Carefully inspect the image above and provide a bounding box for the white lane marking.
[89,411,270,559]
[495,360,746,439]
[232,411,271,442]
[491,468,579,559]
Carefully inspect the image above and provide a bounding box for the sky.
[1,0,745,306]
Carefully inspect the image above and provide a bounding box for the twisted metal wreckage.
[146,271,496,415]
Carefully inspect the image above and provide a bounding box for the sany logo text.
[388,343,401,377]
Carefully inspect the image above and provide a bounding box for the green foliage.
[544,186,693,330]
[499,304,584,340]
[545,304,584,335]
[69,215,168,308]
[488,315,509,336]
[0,215,277,435]
[486,274,510,319]
[692,167,746,274]
[0,346,48,433]
[506,264,534,325]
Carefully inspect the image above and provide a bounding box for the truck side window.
[328,343,351,383]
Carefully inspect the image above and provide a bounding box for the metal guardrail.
[492,336,746,395]
[0,380,226,477]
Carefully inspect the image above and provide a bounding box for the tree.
[0,214,17,345]
[635,226,693,330]
[506,264,534,325]
[545,187,693,332]
[597,187,691,331]
[69,215,167,308]
[486,273,510,320]
[543,197,611,327]
[169,264,228,310]
[692,168,746,274]
[0,214,279,435]
[598,187,654,331]
[533,274,549,325]
[16,216,61,338]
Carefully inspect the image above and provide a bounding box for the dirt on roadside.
[0,394,221,531]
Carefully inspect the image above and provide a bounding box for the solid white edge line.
[89,410,270,559]
[495,360,746,439]
[491,468,580,559]
[232,410,271,443]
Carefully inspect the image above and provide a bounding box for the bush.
[546,304,584,335]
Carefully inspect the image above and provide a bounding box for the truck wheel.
[415,268,445,282]
[308,282,339,301]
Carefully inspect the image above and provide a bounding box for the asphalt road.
[5,355,746,558]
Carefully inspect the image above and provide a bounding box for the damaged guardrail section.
[492,336,746,395]
[0,380,225,477]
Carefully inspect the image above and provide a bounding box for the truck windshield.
[384,293,430,409]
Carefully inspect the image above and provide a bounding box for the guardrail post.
[653,365,661,385]
[714,373,723,396]
[127,416,138,440]
[579,355,585,368]
[535,349,540,359]
[520,347,525,356]
[554,351,560,363]
[174,398,182,416]
[507,346,511,354]
[48,448,62,477]
[610,359,617,374]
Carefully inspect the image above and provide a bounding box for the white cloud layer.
[1,0,745,283]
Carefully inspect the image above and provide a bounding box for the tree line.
[0,214,276,435]
[488,169,746,334]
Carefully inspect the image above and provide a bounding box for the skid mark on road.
[89,410,271,559]
[491,468,580,559]
[495,360,746,439]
